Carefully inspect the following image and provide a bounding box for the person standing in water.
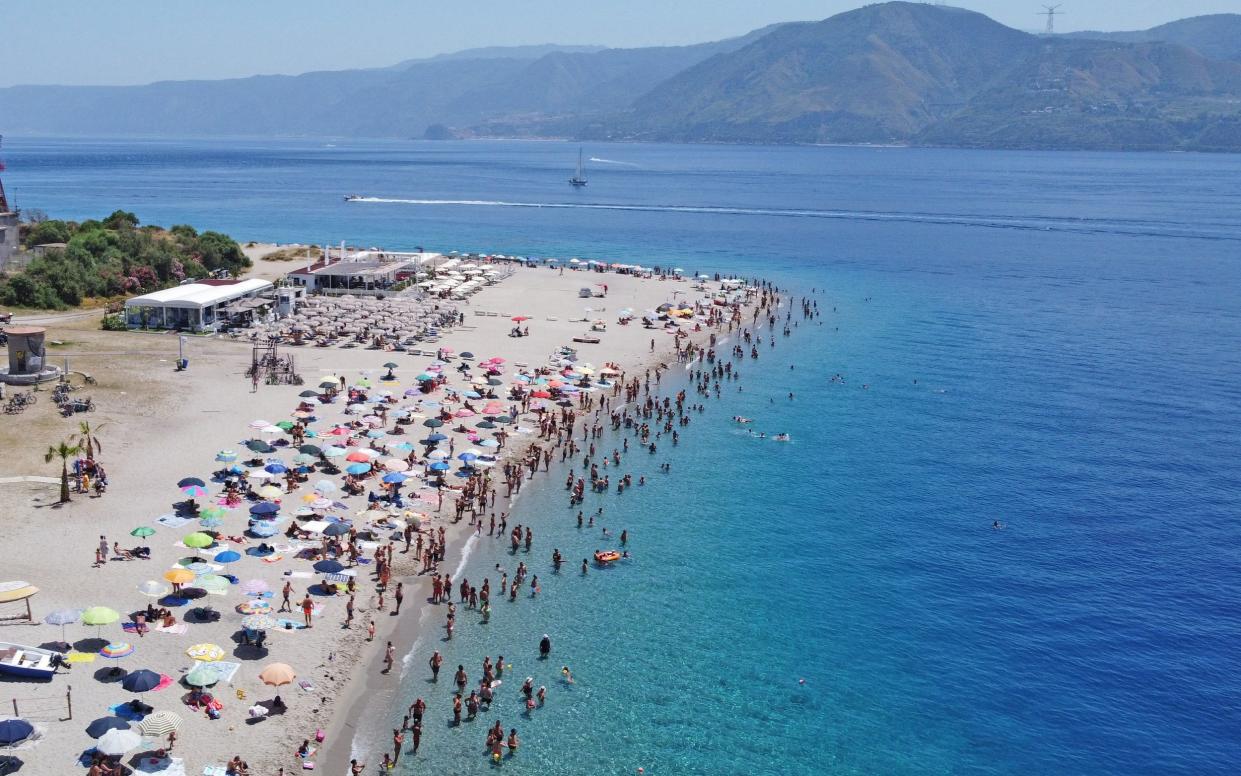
[539,634,551,659]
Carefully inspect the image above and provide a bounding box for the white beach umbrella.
[97,728,143,756]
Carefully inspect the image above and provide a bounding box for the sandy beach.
[0,259,757,775]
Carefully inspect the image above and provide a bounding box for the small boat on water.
[569,148,587,188]
[594,550,621,564]
[0,642,64,679]
[344,194,363,202]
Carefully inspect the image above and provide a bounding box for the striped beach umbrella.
[99,642,134,659]
[138,710,183,738]
[241,614,278,631]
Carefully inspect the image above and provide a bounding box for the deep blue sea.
[7,137,1241,774]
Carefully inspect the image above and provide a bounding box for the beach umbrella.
[457,452,477,463]
[215,450,238,462]
[318,381,337,390]
[213,550,241,564]
[196,575,230,593]
[236,600,271,615]
[180,484,207,498]
[479,439,499,449]
[257,485,284,499]
[177,477,206,489]
[299,390,319,398]
[258,663,296,687]
[96,728,143,756]
[0,719,33,746]
[186,643,225,662]
[264,463,288,474]
[241,579,270,595]
[184,664,220,687]
[323,445,347,458]
[423,418,444,428]
[137,711,183,738]
[292,453,316,466]
[365,429,385,439]
[345,451,370,463]
[511,315,530,322]
[428,461,450,472]
[249,522,279,538]
[43,608,80,644]
[460,351,474,359]
[383,362,399,369]
[427,449,448,460]
[298,444,322,455]
[163,568,195,585]
[323,522,351,537]
[85,717,130,739]
[137,580,171,598]
[250,502,279,516]
[476,421,496,430]
[81,606,120,626]
[183,532,213,549]
[275,421,295,431]
[121,669,162,693]
[246,441,274,453]
[199,516,223,529]
[381,472,408,484]
[345,463,371,475]
[309,498,333,511]
[425,433,447,443]
[383,459,408,472]
[129,526,156,538]
[100,642,134,659]
[200,506,227,520]
[313,559,344,574]
[241,614,278,631]
[259,425,284,435]
[249,419,273,430]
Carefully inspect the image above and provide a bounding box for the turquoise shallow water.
[7,137,1241,773]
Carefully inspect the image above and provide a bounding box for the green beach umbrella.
[383,362,399,369]
[423,418,444,428]
[82,606,120,626]
[275,421,295,431]
[298,444,322,455]
[196,575,230,593]
[183,532,213,549]
[130,526,156,538]
[184,664,220,687]
[200,506,226,520]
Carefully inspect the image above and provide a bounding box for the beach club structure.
[124,278,275,332]
[286,250,443,296]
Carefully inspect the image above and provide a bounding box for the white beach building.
[123,278,274,331]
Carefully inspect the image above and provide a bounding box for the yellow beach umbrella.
[164,568,195,585]
[259,662,296,687]
[186,643,225,662]
[258,485,283,499]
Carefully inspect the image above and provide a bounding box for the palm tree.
[74,420,106,460]
[45,441,81,504]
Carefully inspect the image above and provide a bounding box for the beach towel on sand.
[154,623,189,635]
[65,651,96,664]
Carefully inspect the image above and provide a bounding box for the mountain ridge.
[1,4,1239,151]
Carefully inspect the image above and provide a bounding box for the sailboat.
[569,148,587,188]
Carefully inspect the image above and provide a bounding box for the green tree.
[102,210,139,230]
[45,440,81,504]
[73,420,106,461]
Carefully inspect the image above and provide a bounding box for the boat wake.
[347,198,1236,242]
[588,157,640,167]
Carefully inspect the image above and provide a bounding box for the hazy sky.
[3,0,1237,87]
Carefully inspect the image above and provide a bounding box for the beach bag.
[315,728,325,742]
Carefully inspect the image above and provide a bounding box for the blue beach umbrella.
[199,516,223,528]
[213,550,241,564]
[86,717,131,739]
[121,669,162,693]
[215,451,238,462]
[429,461,450,472]
[249,521,280,538]
[264,463,288,474]
[323,446,348,458]
[323,522,351,537]
[457,452,477,462]
[313,559,344,574]
[425,433,447,443]
[391,441,414,452]
[345,463,371,475]
[366,430,385,439]
[0,718,34,745]
[382,472,408,484]
[177,477,206,489]
[250,502,279,516]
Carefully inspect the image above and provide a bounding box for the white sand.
[0,265,739,774]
